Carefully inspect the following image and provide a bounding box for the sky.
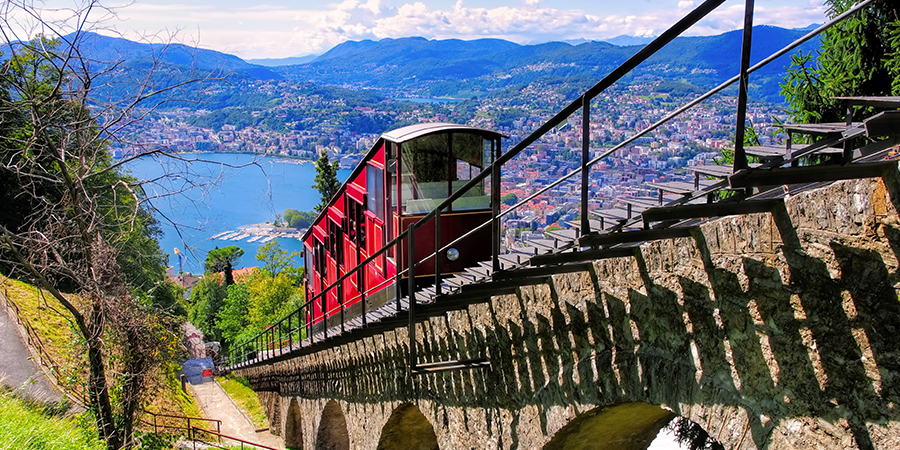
[8,0,830,60]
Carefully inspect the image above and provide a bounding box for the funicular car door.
[310,230,326,325]
[344,191,365,309]
[325,212,344,325]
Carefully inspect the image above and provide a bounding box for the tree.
[189,274,227,343]
[0,33,188,449]
[0,3,229,448]
[215,282,251,348]
[256,240,301,279]
[205,246,244,285]
[501,192,519,206]
[283,208,316,229]
[312,150,341,213]
[780,0,900,124]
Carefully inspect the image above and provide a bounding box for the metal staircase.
[226,0,898,375]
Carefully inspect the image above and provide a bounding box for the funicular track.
[226,0,899,375]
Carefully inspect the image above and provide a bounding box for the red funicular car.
[302,123,505,331]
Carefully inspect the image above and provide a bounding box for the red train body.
[302,123,504,330]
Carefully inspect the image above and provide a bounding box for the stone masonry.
[237,170,900,450]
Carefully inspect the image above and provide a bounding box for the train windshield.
[400,132,490,214]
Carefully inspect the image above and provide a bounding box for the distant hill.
[70,32,281,80]
[273,25,820,101]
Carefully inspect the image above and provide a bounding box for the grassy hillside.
[0,390,104,450]
[0,276,204,430]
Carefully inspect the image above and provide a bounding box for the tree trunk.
[87,306,121,450]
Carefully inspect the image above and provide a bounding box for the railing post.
[581,95,591,236]
[321,287,328,340]
[339,278,345,334]
[395,237,402,313]
[407,224,417,372]
[733,0,755,172]
[491,145,501,272]
[434,207,441,296]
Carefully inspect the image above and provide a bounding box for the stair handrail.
[139,410,222,436]
[189,426,279,450]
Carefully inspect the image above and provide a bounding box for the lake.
[125,153,350,273]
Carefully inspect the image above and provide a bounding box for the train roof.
[381,122,506,143]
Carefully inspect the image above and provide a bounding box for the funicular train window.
[327,220,343,267]
[400,134,448,214]
[367,165,384,221]
[347,197,366,248]
[400,132,489,214]
[451,133,488,210]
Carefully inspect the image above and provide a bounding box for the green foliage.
[282,208,317,229]
[215,270,304,348]
[216,282,251,347]
[312,151,341,213]
[204,246,244,285]
[189,275,227,342]
[256,240,302,280]
[714,123,761,166]
[0,391,104,450]
[147,280,187,317]
[780,0,900,123]
[245,272,303,331]
[501,192,519,206]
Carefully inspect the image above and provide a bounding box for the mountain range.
[39,25,821,104]
[268,25,819,100]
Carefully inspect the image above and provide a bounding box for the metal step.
[745,145,788,159]
[545,227,578,242]
[780,122,850,135]
[689,163,761,178]
[833,96,900,109]
[524,238,559,252]
[465,265,492,280]
[865,110,900,138]
[645,179,716,195]
[564,219,613,234]
[592,207,635,222]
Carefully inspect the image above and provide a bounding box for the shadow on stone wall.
[243,178,900,449]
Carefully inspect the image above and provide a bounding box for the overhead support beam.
[641,199,782,224]
[579,227,694,248]
[729,161,898,188]
[528,247,636,266]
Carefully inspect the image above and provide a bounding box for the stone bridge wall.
[236,173,900,450]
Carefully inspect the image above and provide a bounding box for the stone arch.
[284,398,303,450]
[543,403,675,450]
[315,400,350,450]
[377,403,439,450]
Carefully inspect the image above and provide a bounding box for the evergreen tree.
[205,246,244,285]
[780,0,900,123]
[312,150,341,213]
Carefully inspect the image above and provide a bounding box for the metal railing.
[226,0,876,372]
[139,410,222,436]
[189,427,279,450]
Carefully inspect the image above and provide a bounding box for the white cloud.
[39,0,828,58]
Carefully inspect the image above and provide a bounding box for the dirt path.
[190,379,283,449]
[0,303,62,403]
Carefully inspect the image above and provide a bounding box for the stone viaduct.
[235,173,900,449]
